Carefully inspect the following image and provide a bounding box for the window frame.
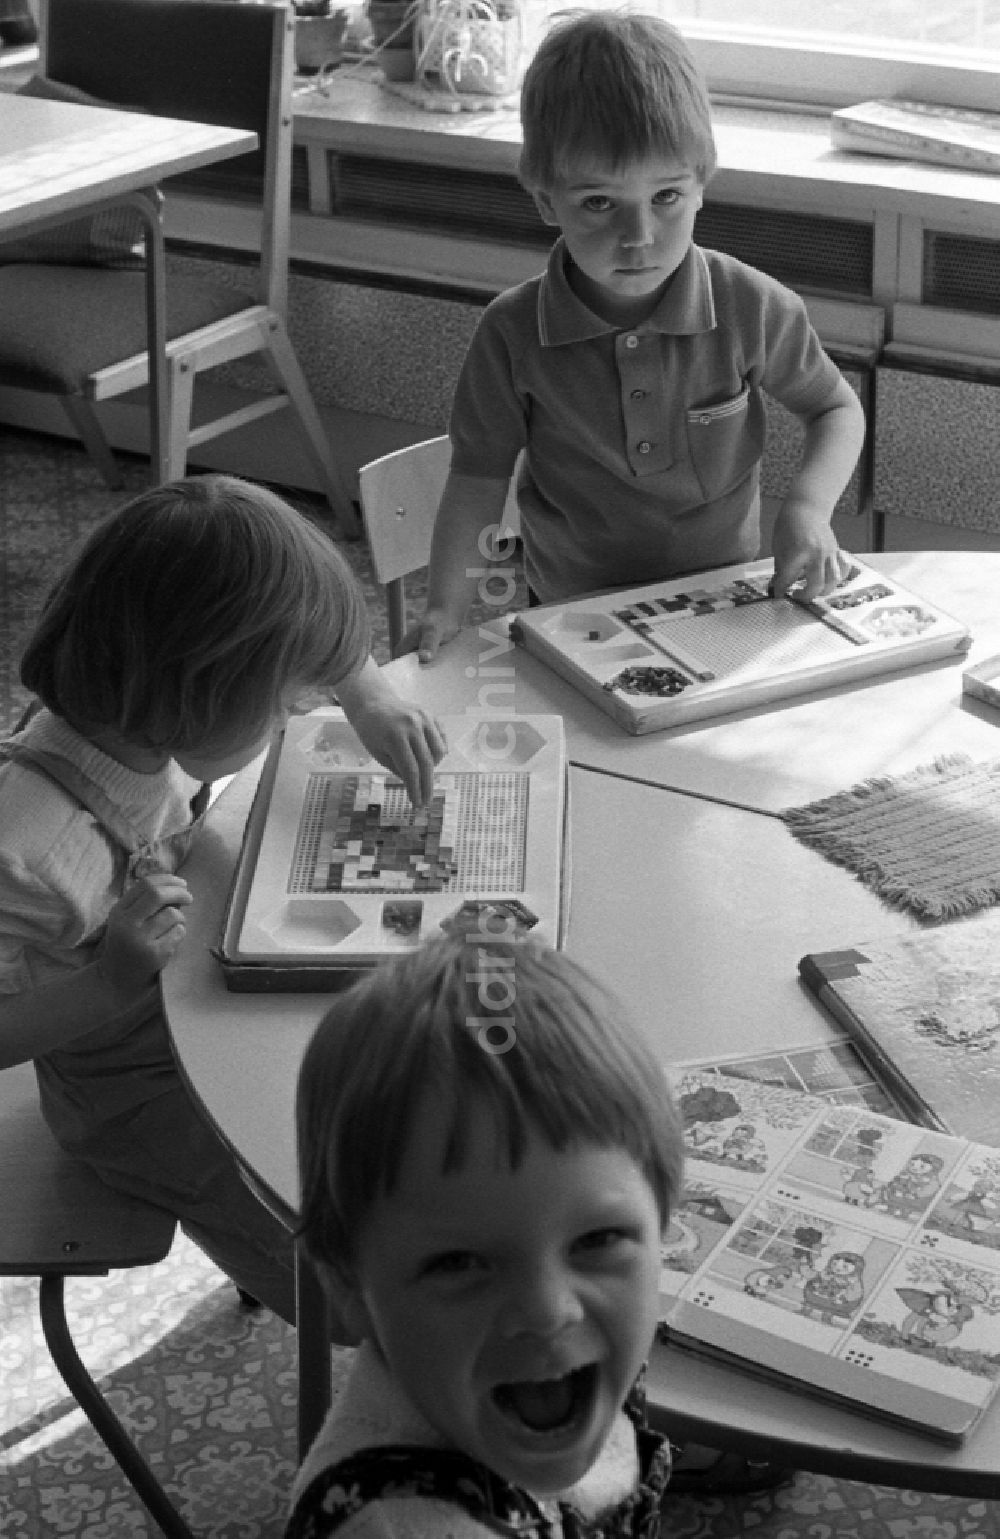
[686,26,996,112]
[552,6,1000,115]
[681,26,1000,114]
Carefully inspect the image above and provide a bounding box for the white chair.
[358,435,520,655]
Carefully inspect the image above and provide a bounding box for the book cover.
[831,99,1000,173]
[798,917,1000,1144]
[660,1068,1000,1442]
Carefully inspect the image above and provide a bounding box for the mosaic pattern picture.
[289,771,527,894]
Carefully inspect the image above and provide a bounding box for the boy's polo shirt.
[449,238,845,603]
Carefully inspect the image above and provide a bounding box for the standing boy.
[405,10,866,660]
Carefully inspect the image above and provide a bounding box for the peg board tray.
[510,558,971,735]
[219,711,567,990]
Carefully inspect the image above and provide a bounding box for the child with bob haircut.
[405,9,867,662]
[0,473,445,1322]
[288,935,683,1538]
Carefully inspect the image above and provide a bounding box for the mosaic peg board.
[289,770,527,894]
[511,558,971,736]
[221,711,566,987]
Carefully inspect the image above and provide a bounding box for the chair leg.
[294,1240,333,1463]
[167,352,198,483]
[262,318,362,539]
[386,578,407,658]
[60,397,124,490]
[39,1275,196,1539]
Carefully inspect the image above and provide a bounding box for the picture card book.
[661,1067,1000,1443]
[510,558,971,735]
[219,710,567,989]
[799,915,1000,1145]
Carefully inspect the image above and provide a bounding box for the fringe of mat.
[780,754,1000,921]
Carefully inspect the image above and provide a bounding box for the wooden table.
[0,92,256,481]
[164,550,1000,1494]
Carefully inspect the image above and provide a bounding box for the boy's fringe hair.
[21,474,370,752]
[518,10,717,191]
[296,936,684,1278]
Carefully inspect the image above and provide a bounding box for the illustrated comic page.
[662,1070,1000,1411]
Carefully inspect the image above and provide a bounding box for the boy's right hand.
[397,607,465,664]
[97,872,193,998]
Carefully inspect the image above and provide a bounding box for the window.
[556,1,1000,112]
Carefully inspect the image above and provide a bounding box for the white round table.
[164,551,1000,1491]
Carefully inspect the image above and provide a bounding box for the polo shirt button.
[625,334,639,349]
[631,389,646,400]
[637,440,652,454]
[699,414,711,426]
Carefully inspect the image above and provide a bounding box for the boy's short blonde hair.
[296,936,684,1279]
[519,9,717,191]
[21,474,370,754]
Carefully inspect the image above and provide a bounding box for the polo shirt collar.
[537,238,716,345]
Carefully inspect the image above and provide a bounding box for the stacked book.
[831,99,1000,174]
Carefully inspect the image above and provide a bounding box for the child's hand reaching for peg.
[97,872,193,999]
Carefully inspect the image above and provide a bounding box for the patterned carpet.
[2,428,1000,1537]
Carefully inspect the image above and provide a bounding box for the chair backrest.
[39,0,292,311]
[358,435,520,587]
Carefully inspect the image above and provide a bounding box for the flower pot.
[368,0,414,48]
[379,44,415,79]
[295,10,348,71]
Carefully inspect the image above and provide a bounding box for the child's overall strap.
[0,737,209,881]
[287,1429,669,1539]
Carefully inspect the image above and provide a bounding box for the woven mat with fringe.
[780,754,1000,921]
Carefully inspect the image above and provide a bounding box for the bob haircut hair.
[518,10,717,193]
[21,474,370,753]
[296,935,683,1279]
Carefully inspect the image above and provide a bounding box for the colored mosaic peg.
[828,583,894,609]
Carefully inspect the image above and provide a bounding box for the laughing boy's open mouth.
[492,1365,598,1433]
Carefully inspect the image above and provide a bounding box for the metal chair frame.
[0,1061,194,1538]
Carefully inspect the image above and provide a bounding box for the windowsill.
[4,47,998,228]
[294,72,1000,226]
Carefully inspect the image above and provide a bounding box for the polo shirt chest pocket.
[685,384,762,502]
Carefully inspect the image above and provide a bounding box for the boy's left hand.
[351,698,446,806]
[770,500,853,603]
[335,655,446,804]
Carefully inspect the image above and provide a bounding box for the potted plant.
[367,0,416,78]
[293,0,349,73]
